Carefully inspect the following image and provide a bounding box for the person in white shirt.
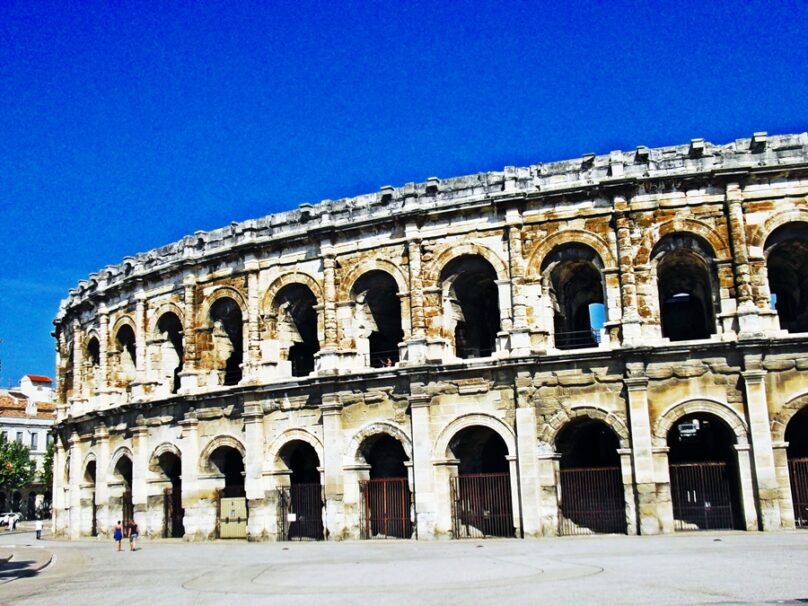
[35,519,43,540]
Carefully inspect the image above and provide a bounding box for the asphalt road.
[1,529,806,605]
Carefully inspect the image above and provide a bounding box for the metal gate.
[559,467,627,535]
[359,478,412,539]
[789,457,808,528]
[450,473,514,539]
[277,483,324,540]
[218,494,248,538]
[122,490,133,535]
[670,462,735,531]
[163,487,185,538]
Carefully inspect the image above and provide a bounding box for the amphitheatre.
[51,131,808,541]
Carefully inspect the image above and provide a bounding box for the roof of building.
[0,395,56,420]
[24,375,53,384]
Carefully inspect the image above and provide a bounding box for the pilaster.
[320,395,344,539]
[625,373,662,534]
[131,424,149,527]
[409,393,435,538]
[515,407,541,536]
[94,425,111,535]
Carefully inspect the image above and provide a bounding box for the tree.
[41,441,55,491]
[0,434,36,501]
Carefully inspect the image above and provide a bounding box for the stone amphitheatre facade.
[52,132,808,541]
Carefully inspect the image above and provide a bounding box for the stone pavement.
[0,530,806,605]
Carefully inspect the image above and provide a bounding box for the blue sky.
[1,0,806,385]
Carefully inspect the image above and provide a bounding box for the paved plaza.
[1,529,806,605]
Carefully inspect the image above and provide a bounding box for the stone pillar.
[94,425,111,535]
[726,184,761,336]
[134,288,147,385]
[618,448,638,535]
[515,407,541,537]
[406,230,427,363]
[72,320,83,405]
[245,262,261,379]
[68,432,82,539]
[652,446,674,532]
[98,305,110,390]
[131,424,149,529]
[410,393,436,538]
[321,396,344,539]
[179,414,199,538]
[625,374,662,534]
[506,454,521,536]
[243,401,266,539]
[506,209,531,355]
[52,439,66,535]
[742,369,782,529]
[772,441,796,528]
[432,459,458,538]
[179,276,198,391]
[735,443,761,531]
[614,206,642,344]
[317,245,340,372]
[536,452,560,535]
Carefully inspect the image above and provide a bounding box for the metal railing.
[670,462,735,531]
[368,349,400,368]
[451,473,515,538]
[360,478,413,539]
[278,484,324,541]
[559,466,627,535]
[554,329,601,350]
[789,457,808,528]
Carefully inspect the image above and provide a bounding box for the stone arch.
[637,219,729,266]
[433,413,516,460]
[341,259,409,301]
[81,451,97,470]
[148,442,182,473]
[347,422,413,465]
[652,398,748,447]
[771,392,808,443]
[750,209,808,252]
[110,315,136,341]
[109,446,134,476]
[423,242,509,285]
[526,230,616,280]
[199,434,246,473]
[539,405,630,450]
[266,428,324,471]
[199,286,247,321]
[148,302,185,335]
[262,271,323,312]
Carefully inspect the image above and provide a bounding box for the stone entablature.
[52,133,808,541]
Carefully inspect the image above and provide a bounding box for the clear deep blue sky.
[1,1,806,385]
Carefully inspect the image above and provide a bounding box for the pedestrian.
[128,519,139,551]
[11,517,17,531]
[113,520,123,551]
[35,519,43,540]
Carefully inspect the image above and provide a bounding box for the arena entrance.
[785,406,808,527]
[210,446,247,539]
[157,451,184,538]
[112,455,134,533]
[277,440,324,541]
[359,434,412,539]
[668,413,742,531]
[556,418,627,535]
[449,426,514,538]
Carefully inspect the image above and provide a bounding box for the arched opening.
[543,245,605,349]
[440,255,500,359]
[352,271,404,367]
[359,434,412,539]
[63,341,75,399]
[448,426,514,538]
[556,418,626,535]
[667,412,743,530]
[82,460,97,535]
[765,223,808,333]
[114,325,137,387]
[157,451,184,538]
[85,336,101,391]
[785,406,808,528]
[209,445,247,538]
[156,312,184,393]
[653,235,717,341]
[112,455,134,531]
[209,297,243,385]
[278,440,323,540]
[274,284,319,377]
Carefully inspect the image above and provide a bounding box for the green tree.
[0,434,36,499]
[41,441,55,490]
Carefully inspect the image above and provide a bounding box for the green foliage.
[0,433,36,493]
[41,441,55,490]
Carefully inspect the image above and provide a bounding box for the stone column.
[321,395,344,539]
[652,446,674,532]
[536,451,560,536]
[495,279,514,355]
[625,374,662,534]
[179,276,198,391]
[741,369,782,529]
[68,432,82,539]
[410,393,435,538]
[245,261,261,379]
[726,184,761,336]
[131,424,149,529]
[613,205,642,344]
[52,439,66,535]
[134,288,147,386]
[406,229,427,363]
[618,448,638,535]
[432,459,458,538]
[772,441,796,528]
[318,245,340,372]
[72,320,83,405]
[515,406,541,537]
[98,305,110,391]
[735,443,761,531]
[506,209,531,355]
[506,454,522,536]
[179,414,200,539]
[243,401,267,539]
[94,425,111,535]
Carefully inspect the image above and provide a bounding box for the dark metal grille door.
[559,467,627,535]
[451,473,514,538]
[789,457,808,528]
[278,484,324,540]
[163,488,184,538]
[122,491,133,535]
[670,462,734,531]
[360,478,412,539]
